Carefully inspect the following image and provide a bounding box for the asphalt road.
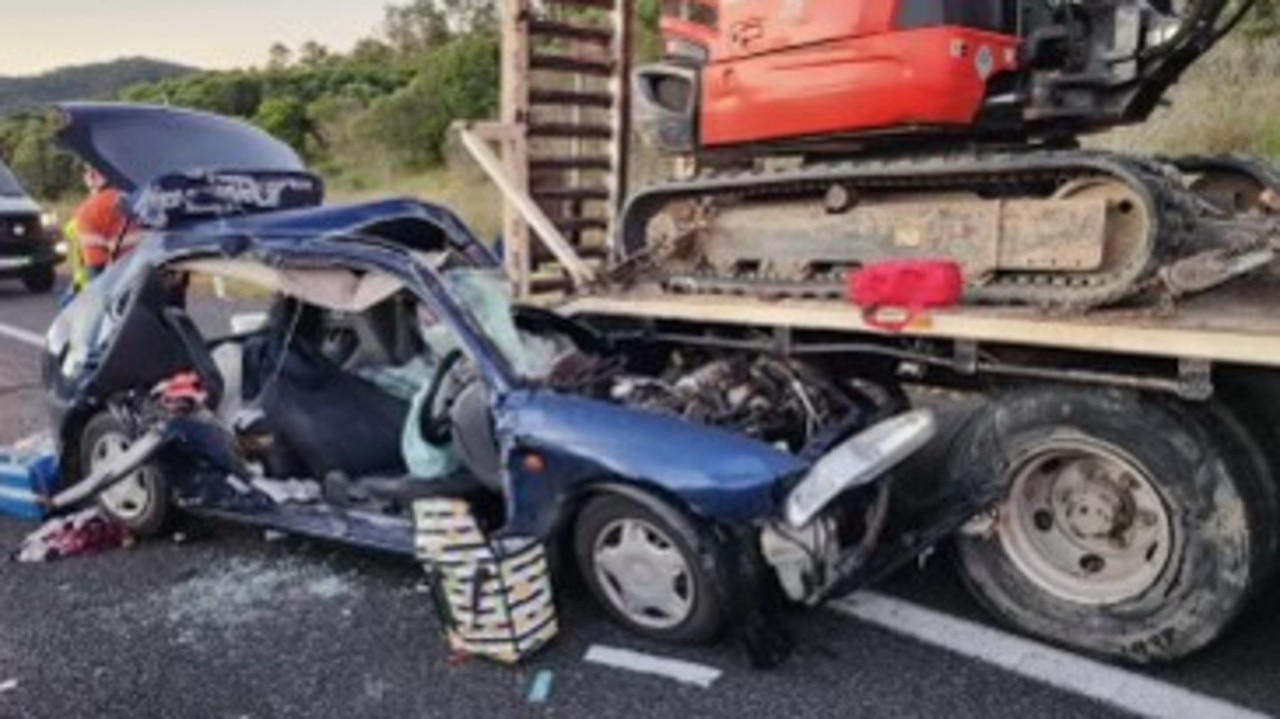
[0,280,1277,719]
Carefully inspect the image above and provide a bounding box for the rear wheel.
[21,266,55,294]
[80,412,171,537]
[951,386,1274,663]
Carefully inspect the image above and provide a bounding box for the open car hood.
[54,102,309,193]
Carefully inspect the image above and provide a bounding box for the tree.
[254,97,317,156]
[362,32,500,170]
[1,115,77,200]
[299,41,332,69]
[352,38,395,66]
[384,0,451,55]
[213,72,265,117]
[268,43,293,70]
[437,0,497,35]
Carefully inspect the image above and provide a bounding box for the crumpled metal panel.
[496,389,808,537]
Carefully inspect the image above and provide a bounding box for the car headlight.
[54,241,69,257]
[784,409,937,528]
[40,211,59,229]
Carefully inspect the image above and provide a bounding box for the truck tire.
[950,386,1274,663]
[574,493,725,644]
[22,266,55,294]
[79,412,171,537]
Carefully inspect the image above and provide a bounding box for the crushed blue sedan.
[38,103,982,666]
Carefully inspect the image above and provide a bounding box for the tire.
[21,266,55,294]
[950,385,1274,663]
[79,412,171,537]
[574,493,725,644]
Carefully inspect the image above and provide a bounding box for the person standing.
[73,165,138,280]
[57,217,89,306]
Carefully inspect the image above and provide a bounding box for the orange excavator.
[628,0,1280,308]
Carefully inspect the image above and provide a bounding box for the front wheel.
[574,493,725,644]
[950,386,1276,663]
[79,412,171,537]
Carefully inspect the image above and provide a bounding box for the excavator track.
[618,151,1212,310]
[1169,153,1280,215]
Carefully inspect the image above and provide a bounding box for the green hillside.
[0,57,198,116]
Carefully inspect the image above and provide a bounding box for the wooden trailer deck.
[559,278,1280,369]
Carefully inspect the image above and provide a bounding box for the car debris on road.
[526,670,554,704]
[15,506,130,563]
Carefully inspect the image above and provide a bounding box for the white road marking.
[832,592,1270,719]
[0,321,44,350]
[584,645,723,688]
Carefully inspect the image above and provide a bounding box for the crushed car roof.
[144,197,499,269]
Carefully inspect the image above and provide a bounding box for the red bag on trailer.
[847,260,964,331]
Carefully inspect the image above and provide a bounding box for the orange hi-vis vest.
[75,188,139,270]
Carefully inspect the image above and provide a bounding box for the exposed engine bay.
[606,355,861,452]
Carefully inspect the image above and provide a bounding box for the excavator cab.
[638,0,1021,153]
[636,0,1253,158]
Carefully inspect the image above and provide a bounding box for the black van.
[0,159,60,294]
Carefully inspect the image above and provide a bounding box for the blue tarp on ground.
[0,434,58,522]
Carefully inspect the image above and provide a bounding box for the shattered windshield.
[439,268,558,379]
[0,162,28,197]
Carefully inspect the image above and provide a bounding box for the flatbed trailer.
[564,281,1280,371]
[466,0,1280,666]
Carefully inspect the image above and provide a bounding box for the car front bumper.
[0,237,60,277]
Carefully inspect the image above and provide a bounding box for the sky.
[0,0,389,76]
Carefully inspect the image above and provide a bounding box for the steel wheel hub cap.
[592,518,695,630]
[998,436,1173,605]
[91,431,153,522]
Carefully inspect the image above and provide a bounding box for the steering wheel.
[420,348,469,446]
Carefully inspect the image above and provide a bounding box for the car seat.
[259,340,410,480]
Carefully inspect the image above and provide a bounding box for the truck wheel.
[80,412,171,537]
[22,266,55,294]
[574,493,724,643]
[950,386,1273,663]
